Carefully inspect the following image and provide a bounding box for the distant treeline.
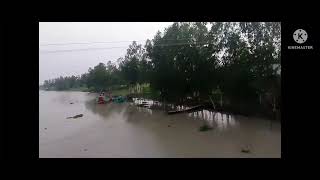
[41,22,281,117]
[40,75,88,91]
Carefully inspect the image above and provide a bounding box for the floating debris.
[70,102,74,104]
[241,145,251,153]
[241,149,250,153]
[67,114,83,119]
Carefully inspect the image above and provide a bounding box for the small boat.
[97,98,106,104]
[113,96,126,103]
[96,95,110,104]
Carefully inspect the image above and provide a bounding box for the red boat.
[96,92,113,104]
[97,96,106,104]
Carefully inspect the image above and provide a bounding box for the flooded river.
[39,91,281,158]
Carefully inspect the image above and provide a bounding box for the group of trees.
[118,41,152,85]
[119,22,281,115]
[85,61,124,91]
[42,75,84,90]
[41,61,123,91]
[41,22,281,117]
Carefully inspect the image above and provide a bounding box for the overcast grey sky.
[39,22,173,84]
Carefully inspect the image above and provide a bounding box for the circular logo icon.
[293,29,308,44]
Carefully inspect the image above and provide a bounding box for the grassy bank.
[66,86,90,92]
[112,88,130,96]
[42,86,90,92]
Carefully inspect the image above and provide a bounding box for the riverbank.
[41,87,130,94]
[41,88,280,121]
[40,86,89,92]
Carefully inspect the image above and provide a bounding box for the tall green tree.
[86,63,109,91]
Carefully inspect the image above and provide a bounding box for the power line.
[154,41,213,47]
[39,46,129,53]
[39,38,199,46]
[40,42,214,54]
[39,40,146,46]
[39,40,216,54]
[40,41,215,54]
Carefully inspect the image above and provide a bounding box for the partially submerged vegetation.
[40,22,281,120]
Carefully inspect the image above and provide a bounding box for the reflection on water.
[131,97,238,131]
[187,110,237,131]
[136,106,153,115]
[89,97,238,131]
[84,99,129,119]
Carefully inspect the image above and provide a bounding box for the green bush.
[88,87,96,92]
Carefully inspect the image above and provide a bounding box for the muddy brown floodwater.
[39,91,281,158]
